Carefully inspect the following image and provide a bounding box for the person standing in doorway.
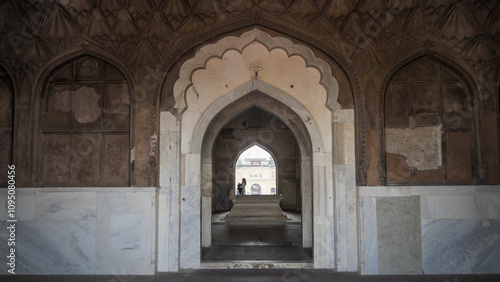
[238,178,246,195]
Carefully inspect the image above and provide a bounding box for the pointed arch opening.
[234,144,277,196]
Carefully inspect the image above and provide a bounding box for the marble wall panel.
[345,164,358,271]
[488,195,500,218]
[110,214,142,250]
[0,194,35,221]
[35,192,97,221]
[8,219,96,274]
[421,195,490,219]
[376,197,423,274]
[95,191,155,274]
[157,187,180,272]
[422,219,500,274]
[360,197,378,275]
[180,185,201,269]
[313,165,335,269]
[334,164,347,271]
[0,221,11,274]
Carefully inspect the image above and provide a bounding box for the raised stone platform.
[224,195,288,222]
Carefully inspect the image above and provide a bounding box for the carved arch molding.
[155,25,366,186]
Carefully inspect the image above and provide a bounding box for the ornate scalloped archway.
[158,28,358,271]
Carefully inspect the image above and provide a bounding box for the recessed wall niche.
[38,56,131,186]
[384,57,477,185]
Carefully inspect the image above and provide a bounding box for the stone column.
[301,158,313,248]
[201,161,212,247]
[158,111,181,272]
[332,109,358,271]
[313,152,335,269]
[180,153,201,269]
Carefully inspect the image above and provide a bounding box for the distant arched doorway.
[235,145,277,196]
[203,89,314,251]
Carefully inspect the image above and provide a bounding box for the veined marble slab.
[35,192,97,221]
[180,185,201,269]
[360,185,500,197]
[95,191,156,275]
[360,197,378,275]
[0,194,35,221]
[421,195,495,220]
[376,197,423,274]
[15,219,95,274]
[422,219,500,274]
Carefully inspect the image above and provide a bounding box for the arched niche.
[30,46,137,186]
[380,53,484,185]
[0,66,15,187]
[34,55,134,186]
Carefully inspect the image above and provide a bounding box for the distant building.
[236,158,276,195]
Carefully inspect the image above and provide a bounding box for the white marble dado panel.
[95,190,156,275]
[157,186,180,272]
[360,185,500,197]
[421,195,500,220]
[0,188,156,275]
[422,219,500,274]
[0,219,96,274]
[360,197,378,275]
[312,165,335,269]
[376,197,423,274]
[333,158,357,271]
[180,185,201,269]
[35,192,97,221]
[0,192,36,221]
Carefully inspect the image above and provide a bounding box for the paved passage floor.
[5,270,500,282]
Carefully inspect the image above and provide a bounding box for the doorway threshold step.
[202,246,312,261]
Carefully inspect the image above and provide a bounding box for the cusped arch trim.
[378,50,485,184]
[152,16,367,186]
[29,44,137,185]
[169,28,341,114]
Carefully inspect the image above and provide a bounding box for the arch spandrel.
[169,28,340,115]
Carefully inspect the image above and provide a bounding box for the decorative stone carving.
[170,28,340,114]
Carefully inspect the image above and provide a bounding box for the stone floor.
[5,271,500,282]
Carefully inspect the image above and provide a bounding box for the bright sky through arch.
[239,145,271,159]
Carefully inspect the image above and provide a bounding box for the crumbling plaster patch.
[385,126,442,170]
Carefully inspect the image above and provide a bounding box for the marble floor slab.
[4,271,500,282]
